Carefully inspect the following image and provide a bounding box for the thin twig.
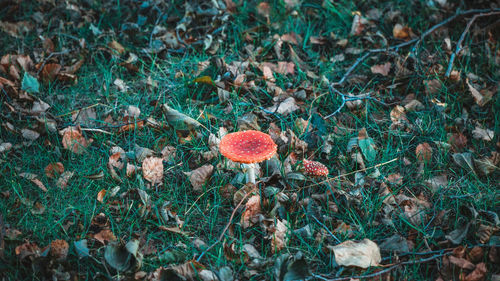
[196,190,254,262]
[326,8,500,118]
[444,11,500,77]
[36,50,71,76]
[311,251,451,281]
[80,127,112,135]
[311,214,341,244]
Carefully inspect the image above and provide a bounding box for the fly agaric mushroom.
[219,130,277,184]
[303,159,329,177]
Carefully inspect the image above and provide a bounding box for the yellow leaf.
[192,75,215,86]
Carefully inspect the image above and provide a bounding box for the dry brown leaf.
[424,174,447,193]
[56,171,74,189]
[40,63,61,82]
[350,13,365,36]
[15,242,40,260]
[241,195,261,229]
[449,133,468,152]
[464,262,487,281]
[184,164,214,192]
[416,142,432,162]
[327,239,381,268]
[93,229,117,245]
[448,255,475,270]
[108,152,125,170]
[108,40,125,55]
[97,189,107,203]
[50,239,69,261]
[45,162,64,179]
[371,62,391,76]
[271,219,289,253]
[31,202,45,215]
[126,163,141,178]
[0,21,34,38]
[423,79,442,95]
[60,126,92,154]
[20,173,48,192]
[262,65,275,82]
[161,146,177,162]
[393,23,412,40]
[142,157,164,185]
[281,33,299,45]
[466,78,491,106]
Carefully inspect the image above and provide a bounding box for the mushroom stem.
[243,163,257,184]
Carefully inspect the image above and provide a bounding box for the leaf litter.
[0,0,499,280]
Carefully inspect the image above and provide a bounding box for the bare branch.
[326,8,500,118]
[445,10,500,78]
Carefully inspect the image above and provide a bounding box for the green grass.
[1,0,499,280]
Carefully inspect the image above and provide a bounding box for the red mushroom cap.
[219,130,277,164]
[303,159,329,177]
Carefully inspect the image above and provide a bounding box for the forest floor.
[0,0,499,280]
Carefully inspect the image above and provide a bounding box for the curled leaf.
[142,157,164,185]
[327,239,381,268]
[184,164,213,192]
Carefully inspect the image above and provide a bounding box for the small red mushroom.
[219,130,277,183]
[303,159,329,177]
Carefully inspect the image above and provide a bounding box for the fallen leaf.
[142,157,164,185]
[393,23,412,40]
[472,127,494,141]
[40,63,61,82]
[44,163,63,179]
[424,174,447,193]
[56,171,74,189]
[265,97,299,116]
[97,189,107,202]
[448,255,475,270]
[74,240,90,257]
[464,262,487,281]
[371,62,391,76]
[20,173,48,192]
[327,239,381,268]
[423,79,442,95]
[448,132,468,152]
[184,164,214,192]
[104,239,142,272]
[60,126,92,154]
[31,202,45,215]
[162,104,202,131]
[15,242,40,260]
[108,40,125,54]
[416,142,432,162]
[446,222,470,245]
[94,229,117,245]
[271,219,289,253]
[241,195,261,229]
[50,239,69,261]
[473,157,498,176]
[350,13,365,36]
[192,75,215,86]
[467,78,491,106]
[113,78,128,92]
[21,72,39,93]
